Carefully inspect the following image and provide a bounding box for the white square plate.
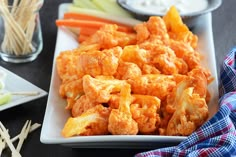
[40,3,219,148]
[0,66,47,111]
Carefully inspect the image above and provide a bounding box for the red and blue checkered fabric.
[135,47,236,157]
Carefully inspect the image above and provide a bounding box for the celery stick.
[0,93,12,106]
[68,5,107,16]
[73,0,101,10]
[0,80,5,90]
[73,0,89,8]
[68,5,141,26]
[91,0,133,17]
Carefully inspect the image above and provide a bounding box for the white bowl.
[117,0,222,28]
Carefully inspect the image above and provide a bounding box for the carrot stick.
[78,34,89,43]
[63,12,133,29]
[64,12,114,23]
[79,27,97,36]
[56,19,133,33]
[56,19,106,29]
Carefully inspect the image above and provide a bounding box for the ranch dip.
[126,0,208,15]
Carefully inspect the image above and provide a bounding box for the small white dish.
[40,3,219,148]
[0,66,47,111]
[117,0,222,28]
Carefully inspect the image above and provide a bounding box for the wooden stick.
[2,123,41,150]
[0,91,40,96]
[16,120,31,152]
[0,133,6,156]
[11,123,41,143]
[0,0,37,55]
[0,122,21,157]
[11,0,19,14]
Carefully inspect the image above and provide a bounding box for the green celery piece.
[68,5,141,26]
[91,0,132,17]
[0,80,5,90]
[73,0,101,10]
[68,5,107,16]
[0,93,12,106]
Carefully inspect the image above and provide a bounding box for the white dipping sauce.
[126,0,208,15]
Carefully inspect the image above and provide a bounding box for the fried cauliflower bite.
[130,95,161,134]
[163,6,198,49]
[57,50,84,110]
[121,40,188,75]
[170,31,198,49]
[142,64,161,74]
[121,45,149,68]
[134,22,150,44]
[114,61,142,80]
[169,39,202,72]
[58,78,84,110]
[108,94,161,134]
[59,78,83,99]
[166,78,192,114]
[66,98,77,111]
[188,68,208,98]
[81,24,136,49]
[128,74,176,100]
[150,44,188,75]
[77,46,122,77]
[183,51,201,71]
[56,50,81,81]
[146,16,169,42]
[62,105,111,137]
[108,94,121,109]
[169,40,194,58]
[139,42,188,75]
[166,87,208,136]
[72,95,100,117]
[166,68,208,114]
[135,16,169,44]
[108,84,138,135]
[83,75,127,103]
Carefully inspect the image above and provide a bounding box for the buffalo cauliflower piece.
[130,95,161,134]
[62,105,111,137]
[83,75,127,103]
[72,95,100,117]
[135,16,169,44]
[114,61,142,80]
[163,6,198,49]
[56,49,81,81]
[166,68,208,114]
[77,46,122,77]
[128,74,176,100]
[166,87,208,136]
[80,24,136,49]
[108,84,138,135]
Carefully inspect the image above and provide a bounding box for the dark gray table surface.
[0,0,235,156]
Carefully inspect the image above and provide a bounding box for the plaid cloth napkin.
[135,47,236,157]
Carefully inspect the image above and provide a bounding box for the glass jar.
[0,0,44,63]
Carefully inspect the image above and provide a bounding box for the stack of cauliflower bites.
[56,6,213,137]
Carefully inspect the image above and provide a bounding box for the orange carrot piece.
[63,12,133,28]
[62,13,134,32]
[64,12,114,23]
[79,27,97,36]
[56,19,133,33]
[56,19,107,29]
[78,34,89,43]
